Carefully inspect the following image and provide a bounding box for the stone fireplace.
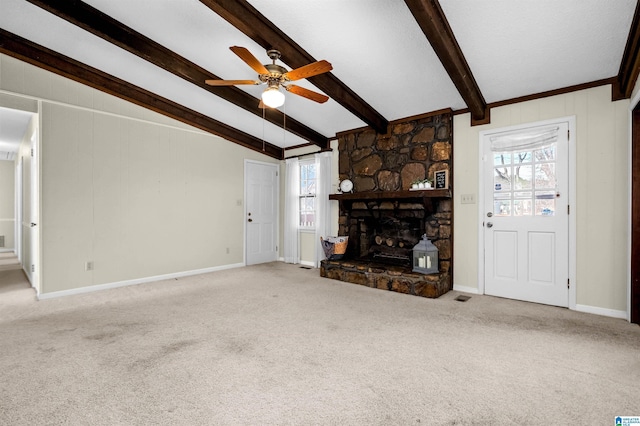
[320,110,453,298]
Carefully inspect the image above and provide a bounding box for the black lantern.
[412,234,438,274]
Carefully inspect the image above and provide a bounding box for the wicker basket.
[320,236,349,260]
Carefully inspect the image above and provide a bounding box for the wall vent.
[0,236,4,247]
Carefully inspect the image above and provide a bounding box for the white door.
[22,127,39,290]
[483,121,569,307]
[245,161,278,265]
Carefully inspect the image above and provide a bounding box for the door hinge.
[31,264,35,273]
[276,171,278,177]
[30,148,34,157]
[567,278,570,289]
[567,205,570,214]
[567,129,570,140]
[275,245,278,251]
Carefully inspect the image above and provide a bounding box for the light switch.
[461,194,476,204]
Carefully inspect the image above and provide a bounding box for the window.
[299,161,316,228]
[492,142,557,217]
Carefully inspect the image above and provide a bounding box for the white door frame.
[35,109,42,295]
[477,116,577,310]
[243,159,279,265]
[15,155,22,264]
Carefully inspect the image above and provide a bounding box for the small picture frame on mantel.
[434,170,449,190]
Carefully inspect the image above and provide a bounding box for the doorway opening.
[0,102,40,294]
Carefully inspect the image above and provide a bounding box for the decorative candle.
[419,257,425,268]
[427,256,431,269]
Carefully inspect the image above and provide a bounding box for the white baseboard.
[0,248,16,253]
[37,263,245,300]
[575,304,628,320]
[449,290,627,320]
[277,258,316,268]
[454,285,627,320]
[453,284,479,294]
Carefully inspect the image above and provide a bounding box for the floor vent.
[455,295,471,302]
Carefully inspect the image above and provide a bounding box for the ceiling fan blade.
[285,85,329,103]
[284,60,332,81]
[229,46,269,75]
[205,79,260,86]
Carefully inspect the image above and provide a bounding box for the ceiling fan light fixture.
[262,86,285,108]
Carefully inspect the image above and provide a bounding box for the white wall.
[1,54,277,294]
[454,85,630,313]
[0,160,15,250]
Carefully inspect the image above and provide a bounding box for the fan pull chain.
[262,104,265,152]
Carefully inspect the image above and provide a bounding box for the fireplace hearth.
[320,258,451,298]
[322,189,452,298]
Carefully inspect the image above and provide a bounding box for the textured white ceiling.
[440,0,636,103]
[0,0,636,150]
[247,0,467,118]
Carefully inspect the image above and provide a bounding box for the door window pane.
[493,153,512,166]
[513,199,532,216]
[514,191,532,198]
[534,145,555,161]
[494,200,511,216]
[514,151,532,164]
[535,163,556,189]
[494,167,511,191]
[513,164,532,190]
[492,142,557,217]
[535,191,556,216]
[535,199,555,216]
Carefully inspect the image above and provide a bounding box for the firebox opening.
[358,214,424,267]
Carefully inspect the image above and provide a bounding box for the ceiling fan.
[205,46,332,108]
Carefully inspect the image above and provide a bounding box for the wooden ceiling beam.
[199,0,389,135]
[404,0,489,125]
[613,0,640,101]
[0,29,283,159]
[25,0,328,149]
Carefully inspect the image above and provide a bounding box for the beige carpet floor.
[0,262,639,425]
[0,252,20,271]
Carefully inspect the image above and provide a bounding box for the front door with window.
[245,161,278,265]
[482,121,569,307]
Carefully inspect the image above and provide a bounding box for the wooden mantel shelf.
[329,189,451,201]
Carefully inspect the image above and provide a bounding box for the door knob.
[487,212,493,217]
[248,218,253,222]
[486,222,493,228]
[30,222,37,227]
